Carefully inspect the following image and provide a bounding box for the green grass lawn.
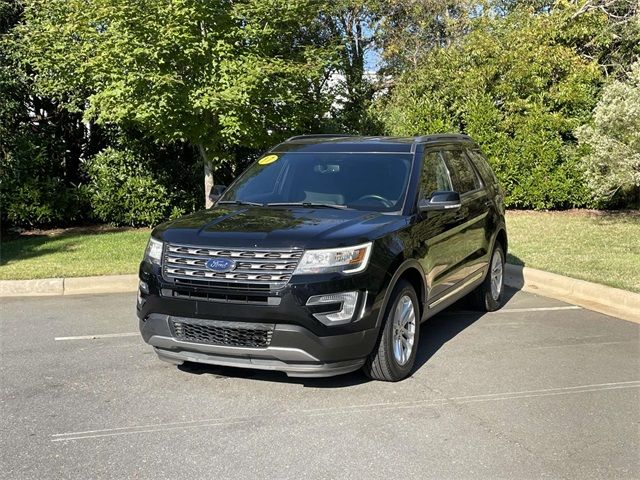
[506,210,640,293]
[0,227,150,280]
[1,210,639,292]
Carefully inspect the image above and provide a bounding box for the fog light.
[306,291,359,325]
[138,280,149,308]
[137,289,144,307]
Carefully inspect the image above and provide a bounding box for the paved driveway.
[1,288,638,479]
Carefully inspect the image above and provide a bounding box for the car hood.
[153,205,408,249]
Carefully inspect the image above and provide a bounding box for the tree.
[576,61,640,207]
[319,0,378,134]
[378,7,603,209]
[318,0,474,133]
[18,0,333,207]
[373,0,474,75]
[1,0,90,227]
[560,0,640,79]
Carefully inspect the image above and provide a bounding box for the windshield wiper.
[218,200,264,207]
[265,202,350,210]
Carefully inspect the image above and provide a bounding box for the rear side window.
[442,150,482,194]
[420,151,453,198]
[467,149,498,186]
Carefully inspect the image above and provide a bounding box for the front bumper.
[137,259,388,377]
[140,313,377,377]
[155,348,365,378]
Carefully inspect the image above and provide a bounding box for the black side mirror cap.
[418,191,462,213]
[208,185,227,204]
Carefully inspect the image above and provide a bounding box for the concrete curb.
[504,264,640,324]
[0,274,138,297]
[1,267,638,323]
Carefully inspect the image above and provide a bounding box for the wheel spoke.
[392,295,416,366]
[490,249,503,300]
[401,301,411,324]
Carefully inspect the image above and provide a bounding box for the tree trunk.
[198,144,214,208]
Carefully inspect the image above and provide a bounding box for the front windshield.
[220,152,413,213]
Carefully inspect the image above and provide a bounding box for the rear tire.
[472,244,505,312]
[363,280,420,382]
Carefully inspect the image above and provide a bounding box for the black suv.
[137,134,507,381]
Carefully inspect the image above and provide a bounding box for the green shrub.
[0,144,87,228]
[0,33,87,228]
[85,147,193,227]
[377,9,602,209]
[576,61,640,208]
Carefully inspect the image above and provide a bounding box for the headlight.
[295,242,372,275]
[144,237,163,265]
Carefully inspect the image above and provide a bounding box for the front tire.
[472,244,505,312]
[363,280,420,382]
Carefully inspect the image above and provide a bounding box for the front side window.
[442,150,482,194]
[420,151,453,199]
[220,152,413,213]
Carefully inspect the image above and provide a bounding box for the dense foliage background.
[1,0,638,228]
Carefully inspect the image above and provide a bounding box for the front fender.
[374,257,427,330]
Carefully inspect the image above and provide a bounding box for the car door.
[413,148,462,300]
[440,148,490,286]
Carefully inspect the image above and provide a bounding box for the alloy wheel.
[392,295,416,366]
[490,249,504,301]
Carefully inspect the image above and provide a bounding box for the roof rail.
[285,134,356,142]
[415,133,473,143]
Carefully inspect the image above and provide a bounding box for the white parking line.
[54,332,139,341]
[496,306,582,313]
[441,305,582,317]
[527,340,635,349]
[50,380,640,442]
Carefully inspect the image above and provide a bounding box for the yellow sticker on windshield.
[258,154,279,165]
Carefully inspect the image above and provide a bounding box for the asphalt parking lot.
[1,288,638,479]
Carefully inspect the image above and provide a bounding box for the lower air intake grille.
[170,318,274,348]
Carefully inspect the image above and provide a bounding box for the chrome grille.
[163,244,303,289]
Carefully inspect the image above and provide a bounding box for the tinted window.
[467,149,498,186]
[221,152,413,213]
[421,151,453,198]
[229,158,288,199]
[442,150,481,194]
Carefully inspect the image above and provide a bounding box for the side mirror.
[418,191,461,213]
[208,185,227,204]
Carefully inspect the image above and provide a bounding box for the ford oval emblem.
[205,258,236,273]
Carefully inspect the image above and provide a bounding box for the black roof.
[273,134,474,154]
